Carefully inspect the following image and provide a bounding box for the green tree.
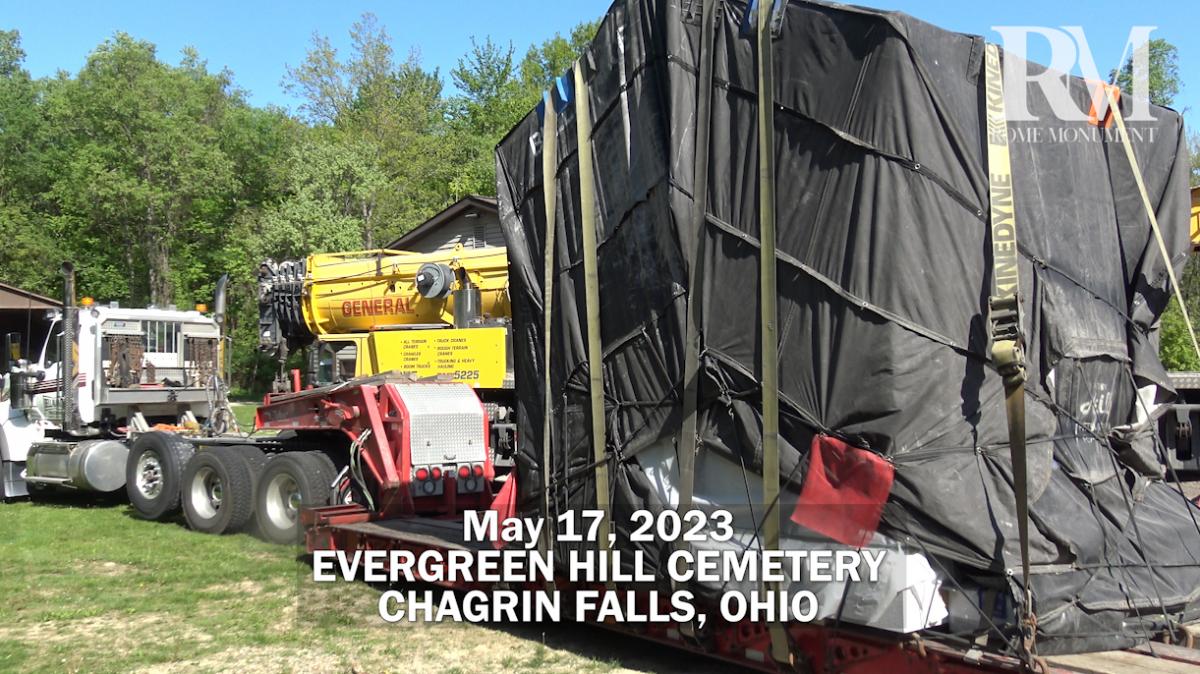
[1112,38,1181,107]
[1190,132,1199,187]
[284,14,455,246]
[48,34,239,305]
[253,134,382,258]
[1160,297,1200,370]
[0,30,62,296]
[518,21,599,93]
[0,30,51,205]
[447,21,598,198]
[447,38,525,197]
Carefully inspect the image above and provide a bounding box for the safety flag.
[790,435,894,548]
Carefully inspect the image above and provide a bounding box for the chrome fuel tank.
[26,439,128,492]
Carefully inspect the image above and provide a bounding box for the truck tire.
[227,445,269,537]
[126,432,195,520]
[182,448,255,535]
[228,445,269,481]
[254,452,337,544]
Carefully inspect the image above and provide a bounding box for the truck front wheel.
[182,448,255,534]
[126,432,195,520]
[254,452,336,544]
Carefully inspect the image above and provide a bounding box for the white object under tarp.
[639,439,948,633]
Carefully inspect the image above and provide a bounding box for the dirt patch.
[131,645,343,674]
[200,579,266,596]
[0,611,213,648]
[84,560,135,576]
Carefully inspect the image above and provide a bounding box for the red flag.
[790,435,894,548]
[487,474,519,550]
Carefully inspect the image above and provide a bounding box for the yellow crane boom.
[259,246,512,390]
[302,247,510,335]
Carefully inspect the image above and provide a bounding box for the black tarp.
[495,0,1200,654]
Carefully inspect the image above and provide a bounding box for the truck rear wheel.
[228,445,269,536]
[182,448,255,534]
[227,445,269,481]
[126,432,194,520]
[254,452,336,544]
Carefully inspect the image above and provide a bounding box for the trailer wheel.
[254,452,336,544]
[126,432,194,520]
[226,445,270,536]
[227,445,269,481]
[182,448,255,534]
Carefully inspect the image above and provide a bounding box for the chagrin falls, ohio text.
[311,510,888,626]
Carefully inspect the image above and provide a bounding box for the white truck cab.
[0,268,226,499]
[36,304,222,425]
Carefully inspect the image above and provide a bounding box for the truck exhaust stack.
[59,262,78,432]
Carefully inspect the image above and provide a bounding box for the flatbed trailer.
[257,368,1200,673]
[301,505,1200,674]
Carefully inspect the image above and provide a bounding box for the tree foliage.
[1191,132,1199,187]
[1160,297,1200,371]
[447,23,598,197]
[1112,38,1181,108]
[0,16,597,392]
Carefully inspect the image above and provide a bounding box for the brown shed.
[0,281,60,361]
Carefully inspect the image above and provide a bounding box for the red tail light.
[473,464,484,478]
[415,467,429,481]
[431,467,442,480]
[458,465,471,479]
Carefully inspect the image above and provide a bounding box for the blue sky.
[2,0,1197,130]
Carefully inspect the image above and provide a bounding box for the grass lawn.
[230,403,258,432]
[0,496,732,674]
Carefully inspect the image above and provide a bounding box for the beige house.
[386,195,502,254]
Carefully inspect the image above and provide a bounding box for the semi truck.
[160,244,515,542]
[0,263,229,500]
[4,247,513,546]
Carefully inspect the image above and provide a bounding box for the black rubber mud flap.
[125,431,195,521]
[253,452,337,545]
[181,448,255,535]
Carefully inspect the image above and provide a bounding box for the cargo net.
[495,0,1200,658]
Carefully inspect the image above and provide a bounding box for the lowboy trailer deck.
[301,501,1200,673]
[248,369,1196,673]
[304,506,1025,674]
